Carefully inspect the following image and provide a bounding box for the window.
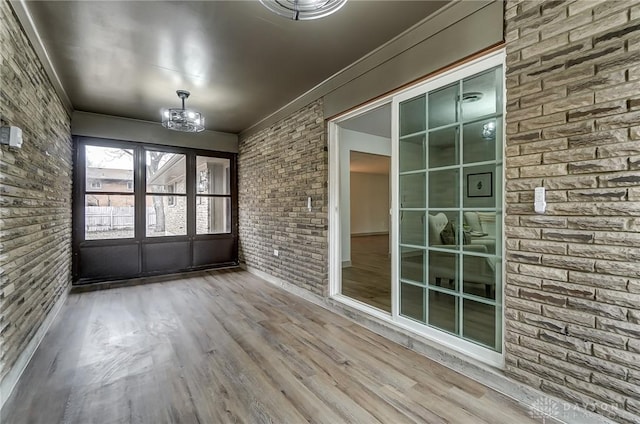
[196,156,231,234]
[146,151,186,237]
[74,139,237,283]
[84,145,135,240]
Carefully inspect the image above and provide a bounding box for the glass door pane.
[398,64,503,353]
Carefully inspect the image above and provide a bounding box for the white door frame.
[328,97,395,310]
[328,49,506,367]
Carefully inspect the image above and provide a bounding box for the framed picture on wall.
[467,172,493,198]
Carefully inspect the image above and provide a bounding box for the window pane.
[196,157,231,195]
[429,290,458,334]
[428,83,459,129]
[197,197,231,234]
[463,299,498,350]
[463,211,497,255]
[400,211,424,246]
[429,126,458,168]
[399,135,425,172]
[427,211,458,249]
[146,195,186,237]
[429,168,458,208]
[146,151,186,194]
[401,283,425,322]
[463,119,497,164]
[85,195,134,240]
[463,165,495,209]
[85,146,133,192]
[462,68,499,121]
[400,95,425,136]
[428,250,458,290]
[463,255,496,299]
[401,247,424,284]
[400,173,425,209]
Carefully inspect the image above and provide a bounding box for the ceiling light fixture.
[162,90,205,133]
[259,0,348,20]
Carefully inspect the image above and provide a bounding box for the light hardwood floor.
[1,269,549,423]
[342,235,392,312]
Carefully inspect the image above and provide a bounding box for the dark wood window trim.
[72,136,238,284]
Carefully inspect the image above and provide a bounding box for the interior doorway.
[337,104,392,312]
[342,152,391,311]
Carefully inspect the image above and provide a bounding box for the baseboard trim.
[241,265,613,424]
[241,264,327,307]
[0,284,70,410]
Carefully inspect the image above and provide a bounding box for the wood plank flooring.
[342,235,392,312]
[1,269,548,424]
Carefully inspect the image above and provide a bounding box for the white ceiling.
[23,1,449,134]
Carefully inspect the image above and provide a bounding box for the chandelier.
[259,0,348,20]
[161,90,205,133]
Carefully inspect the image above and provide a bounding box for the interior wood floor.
[1,269,548,424]
[342,235,392,312]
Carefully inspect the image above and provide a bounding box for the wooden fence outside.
[86,206,156,232]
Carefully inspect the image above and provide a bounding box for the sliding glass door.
[394,54,503,354]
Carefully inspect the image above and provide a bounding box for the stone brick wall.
[504,1,640,422]
[238,100,328,296]
[0,0,72,385]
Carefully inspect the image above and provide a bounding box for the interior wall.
[350,172,390,236]
[0,0,72,405]
[238,100,328,296]
[339,128,391,264]
[504,1,640,422]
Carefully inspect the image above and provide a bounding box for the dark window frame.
[72,136,238,284]
[195,155,233,235]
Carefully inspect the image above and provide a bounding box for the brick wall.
[0,0,72,384]
[238,100,328,297]
[504,1,640,422]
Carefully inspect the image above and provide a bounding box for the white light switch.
[534,187,546,214]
